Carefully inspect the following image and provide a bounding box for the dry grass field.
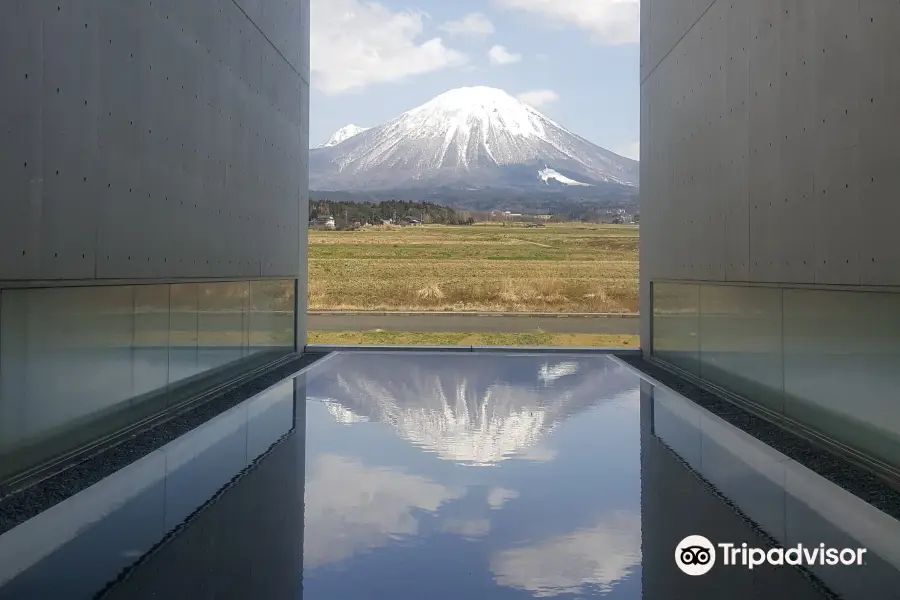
[308,223,639,313]
[307,331,638,347]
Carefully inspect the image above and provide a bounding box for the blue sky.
[309,0,640,159]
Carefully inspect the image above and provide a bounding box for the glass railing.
[0,279,296,484]
[651,280,900,475]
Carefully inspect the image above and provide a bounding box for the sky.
[309,0,640,160]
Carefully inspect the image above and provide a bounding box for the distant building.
[535,214,553,220]
[310,215,335,229]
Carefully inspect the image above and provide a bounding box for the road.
[308,311,639,335]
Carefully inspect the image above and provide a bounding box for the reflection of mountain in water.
[322,399,369,424]
[307,354,637,465]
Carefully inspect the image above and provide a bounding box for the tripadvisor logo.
[675,535,867,576]
[675,535,716,576]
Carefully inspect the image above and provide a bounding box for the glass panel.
[249,279,295,354]
[699,284,784,412]
[0,286,136,479]
[0,290,26,468]
[168,283,200,385]
[133,284,170,399]
[651,282,700,375]
[783,289,900,469]
[198,281,248,371]
[0,280,298,482]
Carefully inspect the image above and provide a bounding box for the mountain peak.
[404,86,552,141]
[418,86,523,110]
[310,87,639,192]
[320,124,369,148]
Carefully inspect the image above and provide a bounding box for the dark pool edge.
[620,355,900,523]
[0,352,327,536]
[649,433,842,600]
[92,424,298,599]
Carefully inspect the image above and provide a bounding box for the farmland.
[308,223,639,314]
[307,331,638,347]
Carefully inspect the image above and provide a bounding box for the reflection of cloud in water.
[487,487,519,509]
[516,444,557,463]
[440,518,491,539]
[304,455,463,568]
[309,354,636,466]
[491,511,641,597]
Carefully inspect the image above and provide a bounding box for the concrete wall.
[640,0,900,469]
[0,0,309,479]
[0,0,307,282]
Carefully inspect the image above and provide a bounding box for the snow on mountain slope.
[310,87,638,192]
[318,124,370,148]
[538,168,590,187]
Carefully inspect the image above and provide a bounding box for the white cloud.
[491,511,642,597]
[493,0,639,45]
[440,518,492,539]
[304,454,465,568]
[439,12,495,37]
[618,141,640,160]
[311,0,467,94]
[488,44,522,66]
[517,443,557,463]
[487,487,520,509]
[516,89,560,109]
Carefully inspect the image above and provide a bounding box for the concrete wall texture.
[640,0,900,470]
[0,0,309,479]
[1,0,308,282]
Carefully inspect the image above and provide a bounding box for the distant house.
[402,218,422,226]
[309,215,335,229]
[535,214,553,220]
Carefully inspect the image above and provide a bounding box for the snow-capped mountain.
[310,87,638,193]
[318,124,370,148]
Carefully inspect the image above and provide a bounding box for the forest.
[309,199,475,226]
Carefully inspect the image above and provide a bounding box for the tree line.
[309,199,475,226]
